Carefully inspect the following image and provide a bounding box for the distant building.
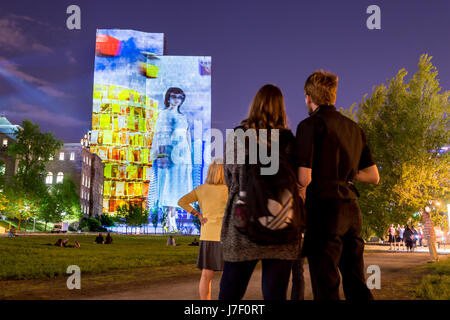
[0,116,21,182]
[80,132,104,217]
[45,143,83,192]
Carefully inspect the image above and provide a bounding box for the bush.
[68,222,79,232]
[416,275,450,300]
[80,217,105,232]
[99,214,116,228]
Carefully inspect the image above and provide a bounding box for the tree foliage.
[117,203,149,234]
[7,119,63,195]
[340,54,450,238]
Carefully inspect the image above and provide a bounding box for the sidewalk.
[88,251,434,300]
[365,244,450,255]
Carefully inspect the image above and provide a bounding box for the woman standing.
[150,87,193,232]
[178,159,228,300]
[219,84,301,300]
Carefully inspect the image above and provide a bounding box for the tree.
[7,119,63,195]
[3,186,40,231]
[4,119,63,230]
[340,54,450,238]
[51,177,82,220]
[117,203,149,234]
[36,177,81,231]
[191,203,201,234]
[150,207,159,233]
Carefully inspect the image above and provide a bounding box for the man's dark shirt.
[295,105,375,201]
[95,236,104,244]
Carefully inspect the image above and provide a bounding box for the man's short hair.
[304,70,338,106]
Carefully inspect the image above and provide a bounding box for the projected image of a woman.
[150,87,193,232]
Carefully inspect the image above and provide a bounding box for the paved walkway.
[89,250,437,300]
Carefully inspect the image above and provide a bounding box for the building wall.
[45,144,83,192]
[80,147,104,218]
[0,132,18,182]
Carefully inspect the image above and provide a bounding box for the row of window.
[46,172,64,184]
[81,189,90,201]
[82,204,90,215]
[82,174,91,188]
[47,152,76,161]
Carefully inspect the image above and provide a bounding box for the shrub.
[80,217,105,232]
[68,222,79,232]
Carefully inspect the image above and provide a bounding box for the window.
[56,172,64,183]
[87,193,90,201]
[2,139,7,147]
[87,178,90,188]
[46,172,53,184]
[59,152,64,161]
[70,152,75,161]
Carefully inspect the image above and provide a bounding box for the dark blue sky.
[0,0,449,142]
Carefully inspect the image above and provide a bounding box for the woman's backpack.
[233,129,305,245]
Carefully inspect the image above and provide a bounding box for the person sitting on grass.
[105,232,113,245]
[8,226,16,239]
[166,235,179,246]
[188,238,200,246]
[62,238,70,247]
[66,240,81,248]
[94,233,104,244]
[54,238,64,247]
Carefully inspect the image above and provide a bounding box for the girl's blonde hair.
[205,158,225,185]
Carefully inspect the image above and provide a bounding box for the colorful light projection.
[90,29,163,214]
[90,29,211,219]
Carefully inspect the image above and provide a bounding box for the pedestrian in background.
[388,224,396,250]
[422,209,439,262]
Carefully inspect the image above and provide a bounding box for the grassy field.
[415,258,450,300]
[0,234,198,280]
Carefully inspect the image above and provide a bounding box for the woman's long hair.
[241,84,288,130]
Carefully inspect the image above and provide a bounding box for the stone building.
[0,116,21,183]
[45,143,83,192]
[80,132,104,217]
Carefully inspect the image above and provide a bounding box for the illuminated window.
[56,172,64,183]
[59,152,64,161]
[70,152,75,161]
[46,172,53,184]
[2,139,7,147]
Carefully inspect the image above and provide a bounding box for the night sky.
[0,0,449,142]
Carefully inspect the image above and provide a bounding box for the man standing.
[422,208,439,262]
[295,70,379,300]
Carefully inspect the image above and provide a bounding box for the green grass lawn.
[0,234,198,280]
[415,258,450,300]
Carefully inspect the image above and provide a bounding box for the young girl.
[178,159,228,300]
